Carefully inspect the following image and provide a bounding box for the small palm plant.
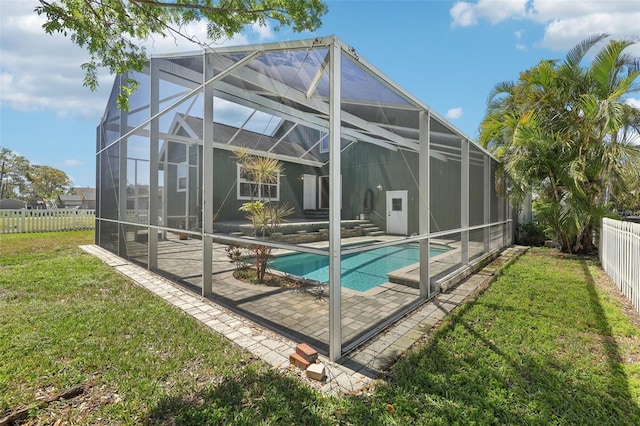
[233,150,293,283]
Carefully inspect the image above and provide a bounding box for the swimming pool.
[269,243,449,292]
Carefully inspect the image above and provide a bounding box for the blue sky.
[1,0,639,188]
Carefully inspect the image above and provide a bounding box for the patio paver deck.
[80,244,527,394]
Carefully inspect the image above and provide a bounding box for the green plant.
[240,200,294,239]
[225,245,247,271]
[517,221,547,246]
[36,1,327,110]
[249,245,272,283]
[234,151,293,283]
[227,239,273,283]
[480,34,640,253]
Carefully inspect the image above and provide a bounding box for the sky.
[1,0,639,188]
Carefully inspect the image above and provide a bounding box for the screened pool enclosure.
[96,36,511,360]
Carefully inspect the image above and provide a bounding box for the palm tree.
[234,150,293,238]
[234,150,293,282]
[480,34,640,253]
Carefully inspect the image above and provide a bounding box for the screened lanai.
[96,35,511,361]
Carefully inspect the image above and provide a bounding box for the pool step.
[303,209,329,220]
[360,223,386,236]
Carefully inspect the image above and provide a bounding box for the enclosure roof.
[108,35,497,164]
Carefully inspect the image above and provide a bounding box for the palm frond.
[486,81,515,104]
[565,33,609,67]
[591,39,636,94]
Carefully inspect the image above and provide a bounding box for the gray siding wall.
[209,149,326,221]
[341,142,421,234]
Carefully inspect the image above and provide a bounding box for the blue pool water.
[269,243,449,292]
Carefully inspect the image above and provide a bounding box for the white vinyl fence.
[0,209,95,234]
[600,218,640,314]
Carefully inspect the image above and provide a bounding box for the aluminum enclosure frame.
[96,35,512,361]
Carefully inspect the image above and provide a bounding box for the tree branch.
[130,0,273,16]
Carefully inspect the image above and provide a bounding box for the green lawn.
[1,232,639,424]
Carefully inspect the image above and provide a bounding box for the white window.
[177,164,188,192]
[319,133,329,153]
[237,164,280,201]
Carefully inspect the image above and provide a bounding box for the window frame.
[176,163,188,193]
[319,133,329,153]
[236,164,280,201]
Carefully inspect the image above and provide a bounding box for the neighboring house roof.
[58,189,96,209]
[59,194,83,202]
[58,194,84,208]
[0,199,27,209]
[74,188,96,201]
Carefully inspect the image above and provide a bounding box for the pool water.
[269,243,449,292]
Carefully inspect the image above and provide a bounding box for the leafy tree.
[35,0,328,109]
[609,167,640,215]
[25,165,73,204]
[0,147,31,199]
[0,147,73,204]
[480,34,640,253]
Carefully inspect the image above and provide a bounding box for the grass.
[351,250,640,424]
[1,233,639,424]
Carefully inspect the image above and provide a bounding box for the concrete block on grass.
[306,363,326,381]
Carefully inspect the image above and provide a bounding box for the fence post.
[20,209,26,233]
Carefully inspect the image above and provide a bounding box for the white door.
[386,190,408,235]
[303,174,316,210]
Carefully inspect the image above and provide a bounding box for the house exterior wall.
[341,142,420,233]
[207,149,326,222]
[158,146,329,226]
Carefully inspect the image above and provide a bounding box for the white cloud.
[251,22,274,41]
[626,98,640,109]
[451,0,640,55]
[514,29,527,51]
[539,13,640,54]
[446,107,463,119]
[451,0,528,27]
[0,2,110,119]
[140,20,252,53]
[450,2,478,27]
[529,0,632,23]
[64,159,84,167]
[0,1,275,121]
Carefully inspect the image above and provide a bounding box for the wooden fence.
[600,218,640,314]
[0,209,95,234]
